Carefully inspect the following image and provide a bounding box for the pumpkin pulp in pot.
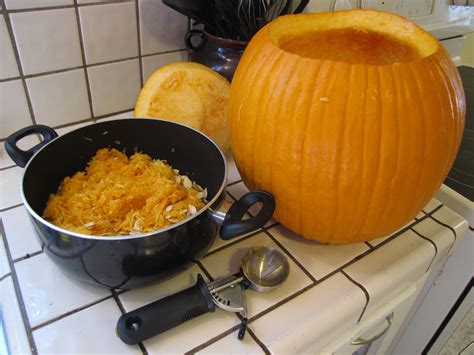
[229,10,465,244]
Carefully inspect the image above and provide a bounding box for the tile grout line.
[1,0,132,14]
[242,205,448,326]
[0,217,38,354]
[263,228,317,283]
[0,272,12,282]
[1,0,37,126]
[0,107,133,145]
[429,209,459,257]
[0,50,188,84]
[247,282,318,325]
[13,250,44,263]
[202,228,263,259]
[134,0,144,87]
[73,0,95,119]
[246,327,271,355]
[341,269,370,322]
[226,179,243,188]
[0,203,23,213]
[410,226,438,273]
[184,324,241,355]
[30,294,114,332]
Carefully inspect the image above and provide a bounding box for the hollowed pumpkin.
[229,10,465,244]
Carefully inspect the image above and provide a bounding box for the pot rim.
[20,118,228,241]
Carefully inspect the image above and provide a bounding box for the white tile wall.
[1,0,188,147]
[0,17,19,80]
[4,0,73,9]
[0,80,32,138]
[26,69,91,126]
[10,8,83,75]
[138,0,187,55]
[79,2,139,65]
[87,59,141,116]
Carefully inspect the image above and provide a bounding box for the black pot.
[5,119,275,289]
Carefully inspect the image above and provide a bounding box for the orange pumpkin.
[229,10,465,244]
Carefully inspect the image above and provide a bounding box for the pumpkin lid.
[134,62,231,152]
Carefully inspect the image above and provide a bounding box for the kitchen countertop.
[0,117,469,354]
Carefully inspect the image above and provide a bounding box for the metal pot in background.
[5,119,275,289]
[185,29,248,82]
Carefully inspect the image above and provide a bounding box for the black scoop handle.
[116,274,215,345]
[220,190,275,240]
[5,124,58,167]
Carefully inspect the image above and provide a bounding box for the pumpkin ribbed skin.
[229,10,465,244]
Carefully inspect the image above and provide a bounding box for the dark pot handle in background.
[220,190,275,240]
[5,124,58,168]
[185,29,207,51]
[116,274,214,345]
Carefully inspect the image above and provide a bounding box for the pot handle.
[116,274,214,345]
[5,124,58,168]
[220,190,275,240]
[185,29,207,51]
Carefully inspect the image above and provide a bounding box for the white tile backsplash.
[87,59,141,116]
[27,69,91,126]
[10,8,83,75]
[0,80,32,139]
[1,0,185,130]
[138,0,187,55]
[79,2,139,65]
[4,0,73,9]
[0,17,19,80]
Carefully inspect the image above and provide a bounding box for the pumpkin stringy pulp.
[43,148,207,236]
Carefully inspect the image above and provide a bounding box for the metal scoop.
[117,246,290,345]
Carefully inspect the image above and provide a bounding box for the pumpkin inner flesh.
[279,28,421,65]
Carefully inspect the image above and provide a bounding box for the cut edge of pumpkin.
[268,9,439,66]
[134,62,230,118]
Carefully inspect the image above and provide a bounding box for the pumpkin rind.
[229,10,465,244]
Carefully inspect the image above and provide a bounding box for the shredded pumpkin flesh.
[43,148,207,236]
